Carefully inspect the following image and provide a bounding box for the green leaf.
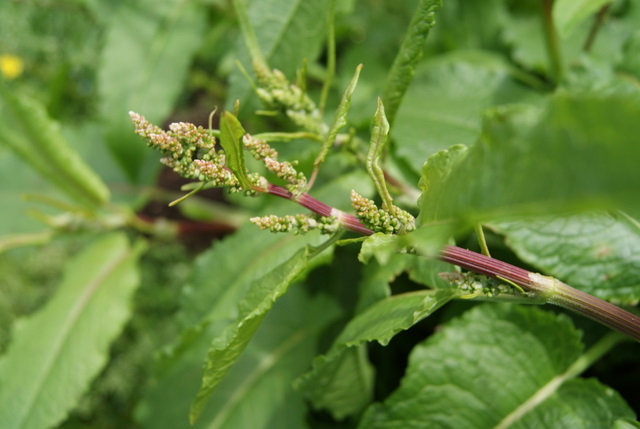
[553,0,612,38]
[178,224,325,328]
[228,0,331,111]
[366,98,394,209]
[382,0,442,125]
[490,212,640,304]
[189,244,317,422]
[393,52,545,174]
[136,289,340,429]
[313,64,362,170]
[0,88,110,207]
[416,144,468,226]
[357,305,635,428]
[419,94,640,225]
[219,111,256,191]
[0,233,144,429]
[98,0,206,182]
[297,289,457,419]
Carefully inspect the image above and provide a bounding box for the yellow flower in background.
[0,54,25,79]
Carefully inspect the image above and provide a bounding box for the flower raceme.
[130,111,414,236]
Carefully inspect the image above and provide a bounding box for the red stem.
[264,182,640,342]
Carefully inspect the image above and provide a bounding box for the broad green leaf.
[419,94,640,225]
[381,0,442,125]
[0,233,144,429]
[136,288,340,429]
[189,243,319,422]
[553,0,612,38]
[0,88,109,207]
[490,212,640,304]
[393,52,544,174]
[178,224,325,328]
[219,111,255,191]
[228,0,331,112]
[357,305,635,428]
[297,289,457,419]
[98,0,206,181]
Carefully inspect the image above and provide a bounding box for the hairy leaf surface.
[0,233,144,429]
[358,305,635,428]
[297,289,457,419]
[490,212,640,304]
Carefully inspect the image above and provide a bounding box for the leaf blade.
[0,233,144,429]
[0,88,110,207]
[419,94,640,225]
[490,212,640,304]
[98,0,206,181]
[357,305,634,428]
[219,111,257,191]
[297,289,457,419]
[189,245,315,422]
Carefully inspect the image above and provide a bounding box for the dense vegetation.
[1,0,639,428]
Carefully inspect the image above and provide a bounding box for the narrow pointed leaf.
[179,224,325,328]
[219,111,256,191]
[0,233,145,429]
[136,289,340,429]
[382,0,443,125]
[314,64,362,169]
[358,305,635,428]
[189,245,315,422]
[0,88,109,207]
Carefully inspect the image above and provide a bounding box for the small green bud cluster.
[243,134,307,194]
[250,214,339,235]
[440,272,525,299]
[130,112,264,193]
[253,61,323,134]
[350,190,415,234]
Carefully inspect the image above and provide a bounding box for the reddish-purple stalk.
[265,184,640,342]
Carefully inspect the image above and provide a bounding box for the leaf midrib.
[16,244,131,428]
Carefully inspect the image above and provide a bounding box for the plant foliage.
[1,0,639,428]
